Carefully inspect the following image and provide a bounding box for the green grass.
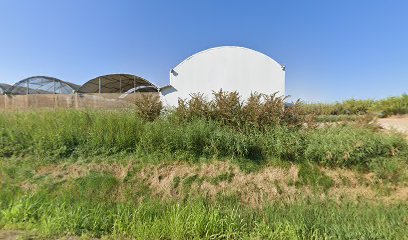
[1,110,406,170]
[372,94,408,116]
[1,109,408,238]
[1,193,407,239]
[302,94,408,116]
[296,163,334,191]
[1,155,408,239]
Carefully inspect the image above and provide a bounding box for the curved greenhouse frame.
[0,83,11,94]
[8,76,80,95]
[77,74,158,94]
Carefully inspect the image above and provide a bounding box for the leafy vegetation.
[1,193,407,239]
[0,110,406,169]
[0,92,407,239]
[371,94,408,116]
[301,94,408,117]
[176,91,306,130]
[133,93,163,121]
[1,158,407,239]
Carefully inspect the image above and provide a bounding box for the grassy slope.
[1,110,408,239]
[1,156,408,239]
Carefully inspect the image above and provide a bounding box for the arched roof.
[8,76,80,95]
[162,46,286,106]
[77,74,158,93]
[172,46,285,72]
[0,83,11,94]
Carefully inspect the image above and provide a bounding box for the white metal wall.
[161,46,285,106]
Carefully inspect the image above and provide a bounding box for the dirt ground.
[378,115,408,135]
[0,230,85,240]
[0,231,21,240]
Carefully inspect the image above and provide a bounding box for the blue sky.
[0,0,407,102]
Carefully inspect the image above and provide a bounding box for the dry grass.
[18,160,406,206]
[34,162,133,182]
[97,161,408,206]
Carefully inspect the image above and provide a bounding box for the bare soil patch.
[0,230,23,240]
[378,115,408,136]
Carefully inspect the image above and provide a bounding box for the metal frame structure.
[0,83,12,94]
[77,74,158,94]
[8,76,80,95]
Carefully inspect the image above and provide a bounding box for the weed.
[1,194,407,239]
[210,172,235,185]
[0,110,406,169]
[134,93,163,121]
[297,163,334,191]
[172,176,181,189]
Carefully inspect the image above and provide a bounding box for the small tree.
[134,93,163,121]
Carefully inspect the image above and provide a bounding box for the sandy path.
[0,231,84,240]
[0,231,23,240]
[378,116,408,135]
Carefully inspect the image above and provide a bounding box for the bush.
[341,99,374,114]
[176,90,305,130]
[302,94,407,117]
[371,94,408,116]
[134,93,163,121]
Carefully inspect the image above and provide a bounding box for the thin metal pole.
[26,79,29,95]
[133,76,136,94]
[53,79,56,94]
[99,77,101,94]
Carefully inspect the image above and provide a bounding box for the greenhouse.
[0,83,11,94]
[77,74,158,94]
[8,76,80,95]
[161,46,286,106]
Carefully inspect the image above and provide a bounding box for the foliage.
[134,93,163,121]
[304,125,406,167]
[1,92,407,239]
[176,90,305,130]
[302,94,407,117]
[0,110,406,169]
[0,192,407,239]
[371,94,408,116]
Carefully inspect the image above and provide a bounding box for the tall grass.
[1,193,407,239]
[0,110,144,158]
[0,110,406,168]
[302,94,408,116]
[372,93,408,116]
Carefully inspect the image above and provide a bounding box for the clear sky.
[0,0,407,102]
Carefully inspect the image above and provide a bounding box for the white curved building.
[161,46,285,106]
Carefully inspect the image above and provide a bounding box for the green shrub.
[303,94,407,117]
[370,94,408,116]
[341,99,374,114]
[176,90,305,130]
[134,93,163,121]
